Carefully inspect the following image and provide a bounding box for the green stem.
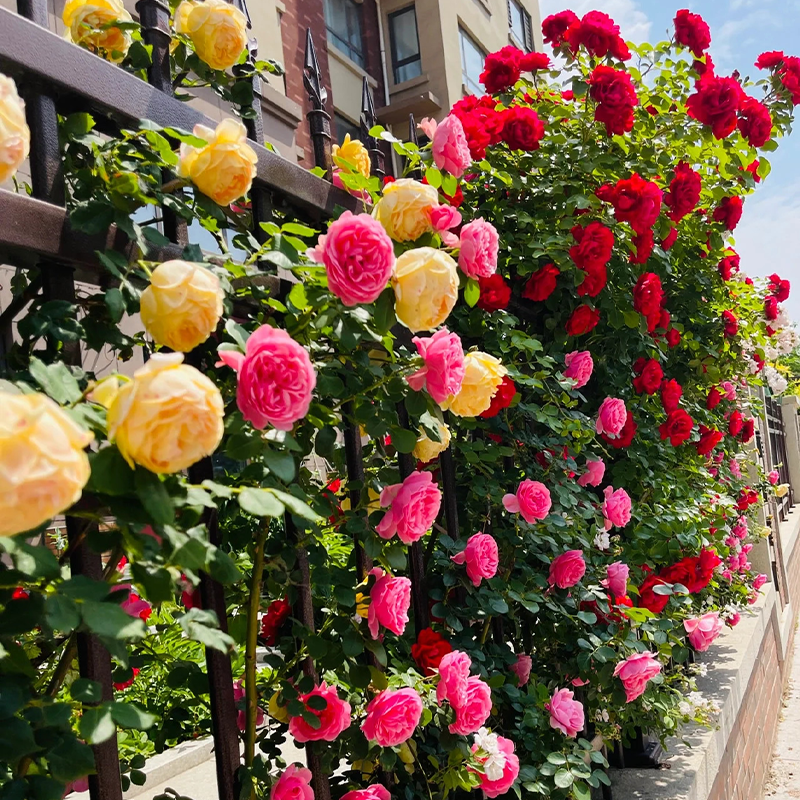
[244,528,268,771]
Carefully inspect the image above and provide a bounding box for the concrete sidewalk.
[764,626,800,799]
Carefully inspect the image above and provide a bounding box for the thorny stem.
[244,528,268,773]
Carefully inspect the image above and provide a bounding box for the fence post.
[303,28,332,179]
[360,77,385,179]
[781,395,800,495]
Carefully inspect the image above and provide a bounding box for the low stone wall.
[610,506,800,800]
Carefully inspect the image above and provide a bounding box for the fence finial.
[360,77,385,179]
[303,28,332,176]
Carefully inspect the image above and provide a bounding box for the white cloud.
[538,0,652,44]
[734,190,800,325]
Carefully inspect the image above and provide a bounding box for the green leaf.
[28,358,82,404]
[225,318,250,350]
[373,288,396,334]
[81,601,147,640]
[464,278,480,308]
[263,450,296,483]
[63,112,95,138]
[0,539,60,580]
[178,608,234,653]
[134,467,175,525]
[572,781,591,800]
[70,679,103,704]
[546,752,567,765]
[392,427,418,454]
[104,288,125,323]
[287,282,309,311]
[130,563,174,604]
[238,488,285,518]
[315,426,336,459]
[425,166,442,189]
[109,701,157,730]
[282,222,317,237]
[365,638,388,667]
[47,735,96,782]
[623,310,640,329]
[86,447,136,496]
[577,611,597,624]
[45,595,81,633]
[78,705,116,744]
[553,769,574,789]
[271,489,321,522]
[208,548,242,584]
[0,718,40,761]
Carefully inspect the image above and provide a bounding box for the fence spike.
[303,28,332,176]
[134,0,173,95]
[360,76,385,179]
[407,113,422,179]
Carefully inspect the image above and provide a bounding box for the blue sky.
[539,0,800,322]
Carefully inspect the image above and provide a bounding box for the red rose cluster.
[660,408,694,447]
[597,174,663,233]
[587,65,638,135]
[478,45,551,94]
[768,273,791,302]
[565,304,600,337]
[477,274,511,312]
[632,272,666,333]
[260,597,292,646]
[632,357,663,395]
[737,487,760,511]
[569,221,614,297]
[713,195,743,231]
[697,425,724,456]
[664,162,701,222]
[523,263,559,302]
[717,251,740,281]
[756,51,800,105]
[543,10,630,61]
[673,9,711,58]
[411,627,452,675]
[638,549,722,614]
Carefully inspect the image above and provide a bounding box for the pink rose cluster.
[452,532,499,587]
[603,561,630,598]
[436,650,493,735]
[362,687,423,746]
[563,350,594,389]
[545,688,585,738]
[406,328,465,405]
[503,479,552,523]
[377,470,442,544]
[309,211,395,306]
[596,397,628,439]
[548,549,586,589]
[432,113,473,178]
[602,486,632,529]
[471,735,520,798]
[510,653,532,687]
[341,787,390,800]
[218,325,316,431]
[684,612,723,652]
[577,458,605,487]
[288,681,352,742]
[613,651,661,702]
[271,765,313,800]
[368,567,411,639]
[459,218,500,279]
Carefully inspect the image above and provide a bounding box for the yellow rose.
[178,119,258,207]
[392,247,459,333]
[62,0,132,62]
[332,133,371,179]
[174,0,248,71]
[0,74,30,185]
[413,420,451,463]
[372,178,438,242]
[0,391,92,537]
[445,352,506,417]
[140,260,224,352]
[268,691,290,724]
[107,353,224,474]
[776,483,790,498]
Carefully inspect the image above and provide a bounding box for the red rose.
[521,52,551,72]
[602,411,636,448]
[523,263,559,301]
[422,175,464,208]
[542,10,579,47]
[740,418,755,443]
[756,51,784,69]
[660,559,697,592]
[665,327,681,348]
[629,229,654,265]
[687,73,741,139]
[596,174,662,233]
[673,9,711,57]
[745,159,762,183]
[632,272,664,318]
[706,386,722,410]
[660,379,683,412]
[728,410,744,437]
[411,628,452,676]
[633,358,663,395]
[565,10,630,60]
[693,54,715,76]
[659,409,694,446]
[480,376,516,418]
[501,106,546,151]
[477,274,511,312]
[737,487,759,511]
[661,228,677,251]
[639,573,669,613]
[113,667,140,692]
[577,264,607,297]
[569,222,614,272]
[696,425,724,456]
[737,96,772,148]
[452,95,503,160]
[260,597,291,646]
[722,309,739,337]
[778,57,800,104]
[769,273,791,302]
[587,65,638,136]
[764,295,779,321]
[717,252,740,280]
[566,305,600,336]
[664,162,701,222]
[480,45,523,93]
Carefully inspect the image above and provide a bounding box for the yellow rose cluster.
[392,247,458,333]
[105,354,224,474]
[0,74,30,185]
[140,260,224,352]
[175,0,248,72]
[445,352,507,417]
[413,420,451,463]
[178,119,258,206]
[332,134,371,179]
[62,0,132,62]
[372,178,438,242]
[0,392,93,537]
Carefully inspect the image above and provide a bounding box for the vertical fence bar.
[407,114,423,179]
[134,0,173,94]
[360,78,384,179]
[303,29,332,178]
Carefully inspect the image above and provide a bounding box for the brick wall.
[360,0,386,108]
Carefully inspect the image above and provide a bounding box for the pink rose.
[112,585,152,621]
[376,470,442,545]
[332,170,371,202]
[613,652,661,703]
[730,459,742,479]
[287,681,352,742]
[571,677,589,687]
[449,676,492,734]
[603,561,629,599]
[458,218,499,278]
[753,573,768,591]
[720,380,737,401]
[368,567,411,639]
[406,329,466,405]
[271,765,314,800]
[471,736,520,798]
[602,486,632,529]
[768,470,779,485]
[432,114,472,178]
[218,325,316,431]
[309,211,395,307]
[563,350,594,389]
[429,204,463,233]
[436,650,472,708]
[548,550,586,589]
[684,612,723,652]
[361,687,423,746]
[577,458,605,487]
[418,117,438,139]
[545,688,585,738]
[503,479,552,523]
[728,611,741,626]
[510,653,532,687]
[341,787,391,800]
[596,397,628,439]
[452,533,499,587]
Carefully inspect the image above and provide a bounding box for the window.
[334,113,360,145]
[324,0,364,67]
[389,6,422,84]
[459,27,485,96]
[507,0,533,51]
